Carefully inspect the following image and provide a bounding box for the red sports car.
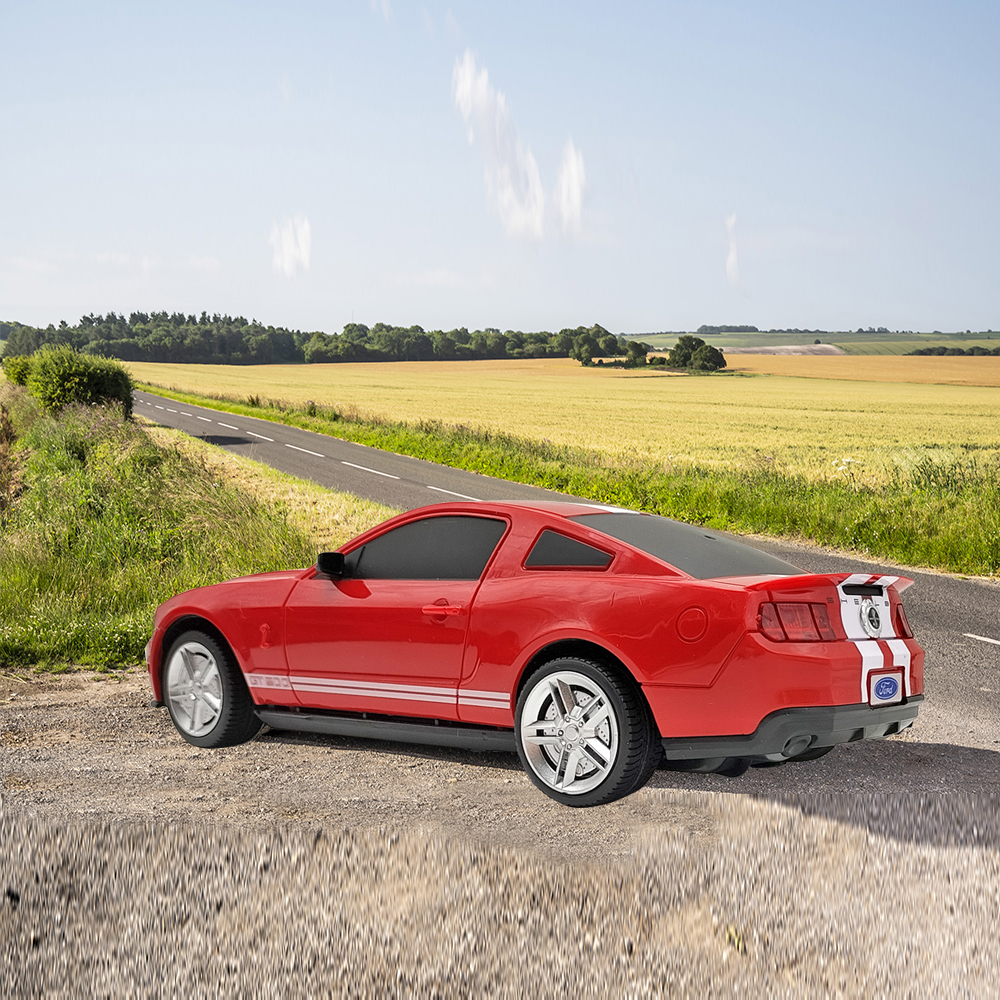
[146,501,924,806]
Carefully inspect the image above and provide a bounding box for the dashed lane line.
[217,422,239,430]
[196,416,212,422]
[285,443,325,458]
[964,633,1000,646]
[166,408,178,413]
[426,485,482,502]
[247,431,274,441]
[341,461,400,480]
[180,411,193,416]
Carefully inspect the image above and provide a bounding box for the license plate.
[870,671,903,706]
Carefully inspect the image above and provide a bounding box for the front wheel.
[162,630,261,748]
[515,657,657,807]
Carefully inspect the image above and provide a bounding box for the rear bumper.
[660,695,923,761]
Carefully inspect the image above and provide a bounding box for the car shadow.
[200,434,249,447]
[648,737,1000,849]
[259,727,1000,849]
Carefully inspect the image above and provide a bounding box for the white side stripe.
[886,639,912,697]
[291,684,455,705]
[854,640,884,702]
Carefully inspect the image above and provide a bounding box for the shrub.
[1,354,32,385]
[20,346,134,417]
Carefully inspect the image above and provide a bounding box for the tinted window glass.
[345,516,507,580]
[569,512,805,580]
[525,529,612,569]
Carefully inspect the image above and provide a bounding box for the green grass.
[0,385,315,668]
[137,382,1000,576]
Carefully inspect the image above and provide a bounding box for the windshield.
[568,512,805,580]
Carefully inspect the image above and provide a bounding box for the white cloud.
[270,215,311,278]
[725,212,744,293]
[370,0,391,22]
[452,49,545,241]
[555,139,586,234]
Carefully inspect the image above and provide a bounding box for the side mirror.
[316,551,346,579]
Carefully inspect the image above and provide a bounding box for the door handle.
[422,604,463,617]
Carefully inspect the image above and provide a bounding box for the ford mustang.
[146,501,924,806]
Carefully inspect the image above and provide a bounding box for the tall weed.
[0,386,314,667]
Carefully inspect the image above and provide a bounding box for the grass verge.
[136,382,1000,576]
[0,384,395,669]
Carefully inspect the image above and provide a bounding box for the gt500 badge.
[859,598,882,638]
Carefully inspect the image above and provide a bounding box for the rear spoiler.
[741,573,914,595]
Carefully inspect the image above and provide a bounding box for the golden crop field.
[128,357,1000,483]
[723,353,1000,384]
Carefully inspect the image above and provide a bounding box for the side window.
[345,516,507,580]
[524,529,613,570]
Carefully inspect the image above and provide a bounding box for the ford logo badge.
[874,676,899,700]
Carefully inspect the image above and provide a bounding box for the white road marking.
[286,443,325,458]
[180,411,193,416]
[427,485,482,502]
[964,633,1000,646]
[247,431,274,441]
[154,405,164,410]
[217,422,239,430]
[341,461,399,479]
[166,408,177,413]
[196,416,212,422]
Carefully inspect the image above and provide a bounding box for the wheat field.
[128,357,1000,482]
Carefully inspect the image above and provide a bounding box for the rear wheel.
[162,630,261,748]
[515,657,657,807]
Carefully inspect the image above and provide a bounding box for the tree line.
[906,345,1000,356]
[0,314,731,371]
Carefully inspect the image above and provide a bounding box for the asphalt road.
[133,389,580,509]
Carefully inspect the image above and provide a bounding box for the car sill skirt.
[256,707,517,752]
[660,696,924,761]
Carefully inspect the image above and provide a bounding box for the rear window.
[525,530,613,569]
[568,512,805,580]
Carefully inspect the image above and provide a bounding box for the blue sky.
[2,1,998,334]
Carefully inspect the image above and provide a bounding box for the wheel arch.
[159,615,241,683]
[514,638,660,736]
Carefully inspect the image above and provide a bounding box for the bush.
[1,354,32,385]
[19,346,134,417]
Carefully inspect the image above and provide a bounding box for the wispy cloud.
[555,139,586,234]
[270,215,311,278]
[452,50,544,241]
[725,212,744,293]
[369,0,392,23]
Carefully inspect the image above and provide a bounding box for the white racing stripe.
[854,641,885,702]
[886,638,913,696]
[459,688,509,709]
[287,675,456,706]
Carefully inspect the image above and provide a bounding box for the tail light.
[757,602,838,642]
[896,604,913,638]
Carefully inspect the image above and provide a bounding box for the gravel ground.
[2,668,999,997]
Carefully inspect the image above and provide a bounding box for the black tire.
[714,756,751,777]
[515,657,657,807]
[162,629,261,748]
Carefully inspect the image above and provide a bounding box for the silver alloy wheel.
[519,670,620,795]
[164,640,224,738]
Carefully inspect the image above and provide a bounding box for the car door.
[283,514,508,720]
